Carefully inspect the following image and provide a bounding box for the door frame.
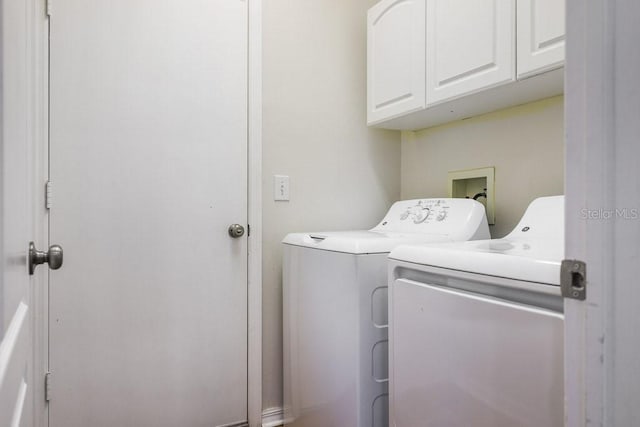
[34,0,263,426]
[565,0,640,425]
[247,0,263,426]
[22,0,50,425]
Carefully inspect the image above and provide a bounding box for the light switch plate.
[274,175,290,201]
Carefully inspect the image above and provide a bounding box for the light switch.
[274,175,290,201]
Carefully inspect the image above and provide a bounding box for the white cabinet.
[367,0,426,124]
[517,0,566,78]
[426,0,515,105]
[367,0,565,130]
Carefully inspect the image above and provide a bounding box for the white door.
[516,0,565,78]
[48,1,249,426]
[426,0,515,105]
[0,0,37,425]
[367,0,426,125]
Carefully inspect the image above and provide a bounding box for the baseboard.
[261,407,284,427]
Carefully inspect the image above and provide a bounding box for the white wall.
[401,96,565,238]
[262,0,401,411]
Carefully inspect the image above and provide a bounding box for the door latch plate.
[561,259,587,300]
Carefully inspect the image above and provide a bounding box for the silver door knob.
[228,224,245,238]
[29,241,64,275]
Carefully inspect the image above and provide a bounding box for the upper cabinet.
[367,0,565,130]
[517,0,566,78]
[426,0,515,105]
[367,0,426,124]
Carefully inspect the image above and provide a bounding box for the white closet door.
[0,1,37,426]
[48,1,248,426]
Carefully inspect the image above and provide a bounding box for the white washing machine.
[388,195,565,427]
[282,198,490,427]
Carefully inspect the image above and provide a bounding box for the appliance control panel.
[371,198,487,236]
[398,199,450,224]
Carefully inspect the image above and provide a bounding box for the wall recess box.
[448,167,495,225]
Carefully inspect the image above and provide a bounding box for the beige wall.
[263,1,564,411]
[262,0,401,411]
[401,96,565,238]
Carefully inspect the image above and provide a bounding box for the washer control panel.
[398,199,450,224]
[371,198,487,237]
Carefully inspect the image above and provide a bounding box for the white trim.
[27,0,50,425]
[247,0,263,426]
[564,2,589,423]
[564,0,613,425]
[261,407,284,427]
[565,0,640,425]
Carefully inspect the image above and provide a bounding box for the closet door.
[0,1,39,425]
[49,1,249,426]
[426,0,515,105]
[367,0,426,124]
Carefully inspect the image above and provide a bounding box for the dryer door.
[389,278,564,427]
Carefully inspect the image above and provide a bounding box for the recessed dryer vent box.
[448,167,495,225]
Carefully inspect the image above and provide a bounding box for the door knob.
[29,241,64,275]
[228,224,245,238]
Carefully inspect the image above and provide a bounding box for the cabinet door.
[367,0,426,124]
[517,0,565,78]
[426,0,515,106]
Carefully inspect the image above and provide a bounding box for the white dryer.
[388,195,564,427]
[282,198,489,427]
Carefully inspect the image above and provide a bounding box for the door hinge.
[561,259,586,301]
[45,372,51,401]
[45,181,52,209]
[46,0,51,16]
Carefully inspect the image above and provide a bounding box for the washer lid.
[282,230,453,254]
[389,196,565,285]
